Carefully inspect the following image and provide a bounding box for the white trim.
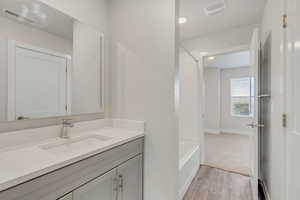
[205,128,251,135]
[99,33,105,113]
[7,41,16,121]
[7,40,71,120]
[204,129,220,134]
[66,57,72,115]
[179,165,198,200]
[221,129,251,136]
[201,45,250,58]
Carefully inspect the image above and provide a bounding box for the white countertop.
[0,119,145,192]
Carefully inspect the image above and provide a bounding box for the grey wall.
[182,24,258,54]
[204,68,221,132]
[179,50,201,141]
[204,67,253,134]
[220,67,252,134]
[108,0,179,199]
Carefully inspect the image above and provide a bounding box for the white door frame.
[7,40,72,120]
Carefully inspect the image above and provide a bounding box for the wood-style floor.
[183,166,253,200]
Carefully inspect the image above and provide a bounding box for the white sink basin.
[39,135,113,156]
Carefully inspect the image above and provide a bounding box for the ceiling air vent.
[204,0,226,16]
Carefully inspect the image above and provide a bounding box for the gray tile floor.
[183,166,253,200]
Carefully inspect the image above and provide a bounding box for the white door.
[248,28,260,200]
[117,155,143,200]
[285,0,300,199]
[73,169,118,200]
[13,45,67,120]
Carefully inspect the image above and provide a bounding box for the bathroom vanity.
[0,119,145,200]
[0,0,147,199]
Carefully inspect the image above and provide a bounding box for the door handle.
[247,123,265,128]
[257,94,271,98]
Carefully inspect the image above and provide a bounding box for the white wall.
[260,0,285,199]
[204,68,220,132]
[108,0,178,199]
[220,67,252,134]
[179,51,201,141]
[0,16,72,54]
[182,24,258,55]
[204,67,252,135]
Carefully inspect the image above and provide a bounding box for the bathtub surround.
[179,48,203,199]
[179,140,200,200]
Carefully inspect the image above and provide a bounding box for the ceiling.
[180,0,267,40]
[0,0,74,40]
[204,50,250,69]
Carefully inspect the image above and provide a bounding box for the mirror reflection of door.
[8,42,70,120]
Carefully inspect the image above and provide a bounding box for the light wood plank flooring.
[183,166,253,200]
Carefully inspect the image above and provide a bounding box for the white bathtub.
[179,139,201,199]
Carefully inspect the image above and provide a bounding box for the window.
[230,77,255,117]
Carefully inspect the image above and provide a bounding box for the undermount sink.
[39,135,113,156]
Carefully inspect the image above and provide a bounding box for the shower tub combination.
[179,139,201,199]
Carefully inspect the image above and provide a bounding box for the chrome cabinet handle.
[247,123,265,128]
[118,174,124,192]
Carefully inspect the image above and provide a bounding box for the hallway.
[204,133,251,175]
[183,166,252,200]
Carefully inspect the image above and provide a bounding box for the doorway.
[202,48,253,175]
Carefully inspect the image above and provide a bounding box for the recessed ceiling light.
[178,17,187,24]
[208,56,215,60]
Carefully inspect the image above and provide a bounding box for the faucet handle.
[62,119,72,123]
[62,119,74,127]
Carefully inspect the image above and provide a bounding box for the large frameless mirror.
[0,0,105,122]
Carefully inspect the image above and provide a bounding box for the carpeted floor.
[204,132,251,175]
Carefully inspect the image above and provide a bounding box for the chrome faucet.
[61,119,74,139]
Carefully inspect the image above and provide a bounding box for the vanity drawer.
[0,138,144,200]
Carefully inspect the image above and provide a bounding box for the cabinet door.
[117,155,143,200]
[58,193,73,200]
[73,169,118,200]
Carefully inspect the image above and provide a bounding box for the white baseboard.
[204,128,251,135]
[221,129,251,135]
[204,129,220,134]
[179,165,199,200]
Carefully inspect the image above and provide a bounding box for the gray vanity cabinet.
[0,138,144,200]
[73,169,118,200]
[72,155,143,200]
[117,155,143,200]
